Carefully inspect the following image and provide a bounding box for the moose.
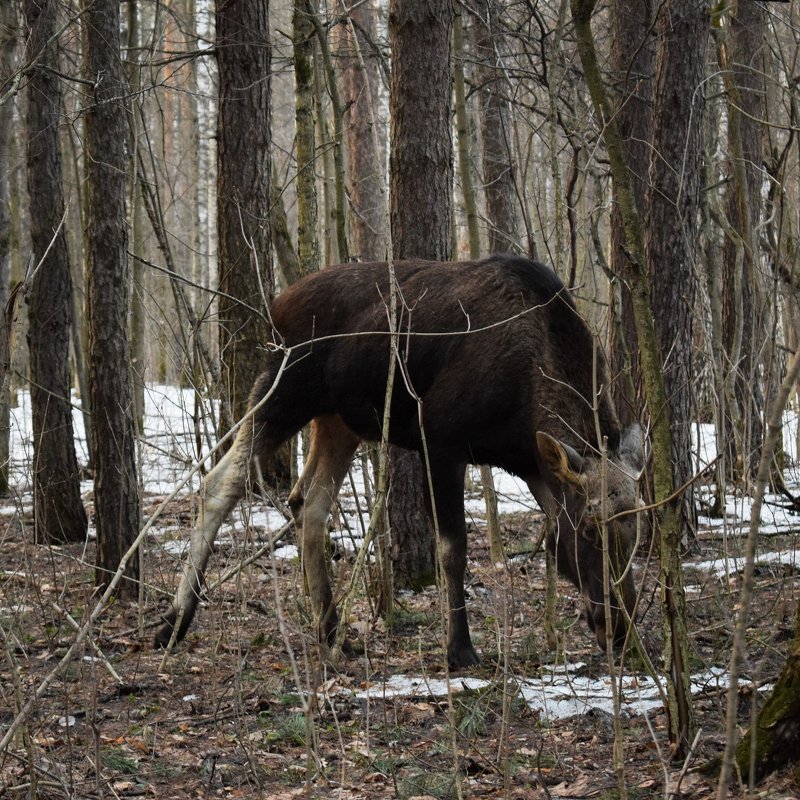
[156,255,646,668]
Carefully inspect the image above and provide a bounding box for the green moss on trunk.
[736,607,800,782]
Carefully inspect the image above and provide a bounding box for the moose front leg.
[427,460,479,669]
[288,415,359,655]
[440,521,479,668]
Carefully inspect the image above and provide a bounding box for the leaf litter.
[0,386,799,798]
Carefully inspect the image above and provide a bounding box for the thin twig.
[50,602,123,684]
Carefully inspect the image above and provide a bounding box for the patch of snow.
[355,674,492,699]
[688,548,798,579]
[0,604,34,615]
[155,539,188,556]
[353,664,752,722]
[272,544,299,561]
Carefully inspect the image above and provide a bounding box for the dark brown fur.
[157,255,645,667]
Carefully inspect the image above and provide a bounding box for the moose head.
[536,423,646,650]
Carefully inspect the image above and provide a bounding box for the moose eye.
[580,523,600,543]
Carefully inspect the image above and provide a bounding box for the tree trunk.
[570,0,695,757]
[734,605,800,783]
[216,0,273,421]
[388,0,453,589]
[608,0,653,426]
[472,0,520,255]
[719,0,767,484]
[24,0,87,544]
[126,0,146,434]
[453,10,504,565]
[646,0,708,751]
[0,0,17,496]
[271,160,302,290]
[309,12,349,265]
[293,0,319,277]
[646,0,706,535]
[338,0,387,262]
[84,0,140,594]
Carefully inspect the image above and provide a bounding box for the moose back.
[156,255,645,667]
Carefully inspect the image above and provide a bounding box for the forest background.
[1,0,800,797]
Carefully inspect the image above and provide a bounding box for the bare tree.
[570,0,697,757]
[84,0,140,593]
[338,0,387,262]
[472,0,520,254]
[0,0,18,496]
[24,0,87,543]
[645,0,707,535]
[645,0,709,751]
[293,0,319,276]
[387,0,453,589]
[718,0,768,482]
[607,0,654,425]
[216,0,273,425]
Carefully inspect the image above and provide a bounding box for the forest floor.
[1,473,799,800]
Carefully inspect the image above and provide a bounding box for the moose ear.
[536,431,585,488]
[616,423,646,480]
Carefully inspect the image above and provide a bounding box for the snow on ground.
[353,664,748,721]
[6,386,800,720]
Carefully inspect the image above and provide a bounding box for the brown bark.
[608,0,653,426]
[736,601,800,781]
[0,1,17,496]
[84,0,140,592]
[389,0,453,263]
[24,0,87,543]
[216,0,272,423]
[645,0,707,536]
[472,0,519,255]
[720,0,767,481]
[294,0,319,276]
[388,0,453,588]
[338,1,387,262]
[570,0,695,757]
[645,0,708,748]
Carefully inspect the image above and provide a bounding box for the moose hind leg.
[288,415,359,654]
[155,417,263,648]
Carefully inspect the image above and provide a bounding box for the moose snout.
[584,599,628,651]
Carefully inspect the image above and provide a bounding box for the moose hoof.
[448,643,481,670]
[154,621,177,650]
[154,609,188,650]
